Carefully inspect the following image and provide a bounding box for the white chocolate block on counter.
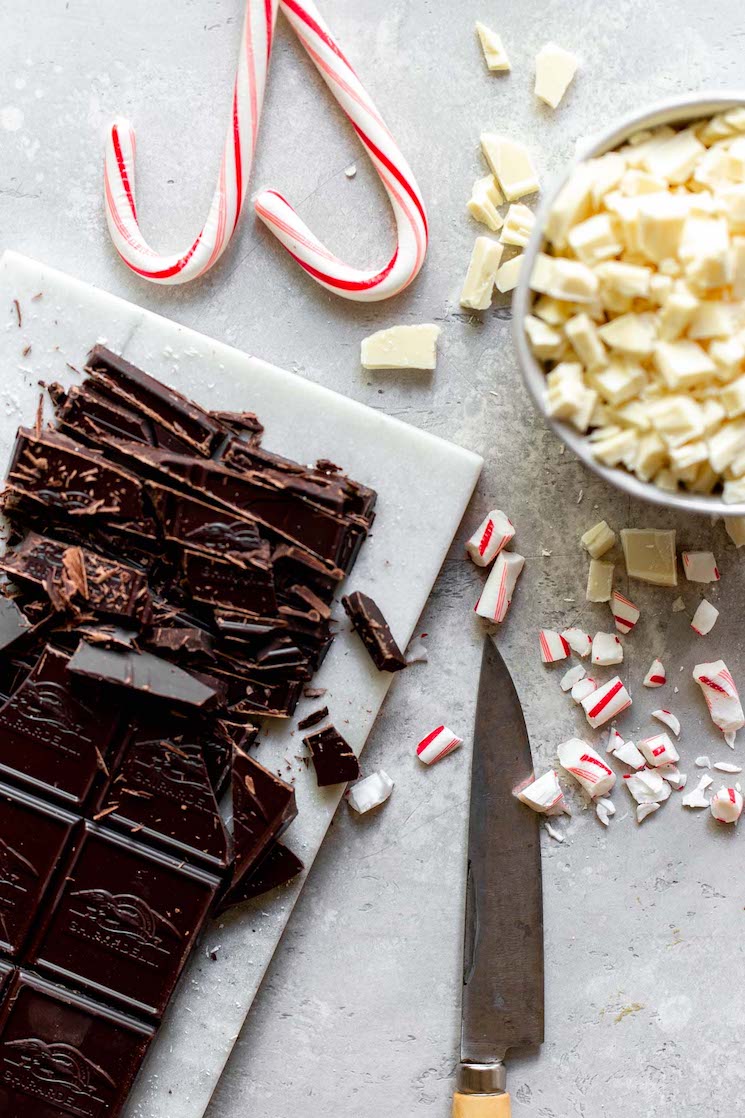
[534,43,579,109]
[460,236,504,310]
[475,21,511,71]
[360,324,441,370]
[621,528,677,586]
[481,133,540,201]
[0,252,483,1118]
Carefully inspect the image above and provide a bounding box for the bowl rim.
[512,90,745,519]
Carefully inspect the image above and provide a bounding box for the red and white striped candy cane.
[104,1,278,284]
[254,0,428,301]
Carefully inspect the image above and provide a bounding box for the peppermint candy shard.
[580,676,632,728]
[557,738,616,798]
[466,510,515,567]
[710,785,743,824]
[643,658,666,687]
[416,726,463,766]
[516,770,570,816]
[610,590,640,635]
[652,709,681,737]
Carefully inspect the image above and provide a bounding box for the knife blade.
[453,637,544,1117]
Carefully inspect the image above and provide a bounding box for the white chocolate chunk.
[495,254,524,293]
[561,627,592,657]
[586,558,614,602]
[679,216,730,289]
[621,528,677,586]
[467,175,504,231]
[595,260,652,299]
[647,396,704,448]
[693,659,745,733]
[581,675,632,728]
[475,22,511,71]
[581,520,616,559]
[653,340,716,390]
[710,785,743,824]
[688,301,735,340]
[591,631,624,666]
[466,509,515,567]
[636,191,688,261]
[557,738,615,798]
[534,43,579,109]
[545,362,597,432]
[534,295,573,326]
[643,127,705,184]
[500,204,535,247]
[524,315,563,360]
[568,213,622,266]
[530,253,598,303]
[481,134,539,201]
[721,375,745,419]
[651,709,681,737]
[598,313,658,357]
[565,314,607,370]
[517,770,570,815]
[475,551,525,621]
[545,166,594,248]
[591,358,646,405]
[682,551,720,583]
[360,324,441,371]
[346,771,394,813]
[658,287,698,341]
[460,237,504,310]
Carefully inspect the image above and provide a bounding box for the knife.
[452,637,544,1118]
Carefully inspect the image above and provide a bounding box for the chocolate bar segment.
[0,596,31,653]
[228,747,297,900]
[0,645,122,807]
[68,641,219,711]
[28,823,220,1019]
[342,591,407,672]
[219,841,303,911]
[0,532,152,623]
[97,726,230,870]
[0,783,77,958]
[0,970,155,1118]
[181,548,277,615]
[304,725,360,787]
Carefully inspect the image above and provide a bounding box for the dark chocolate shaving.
[297,706,329,730]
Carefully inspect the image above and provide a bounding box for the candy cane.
[254,0,428,301]
[104,1,277,284]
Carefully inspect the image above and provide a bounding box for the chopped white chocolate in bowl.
[523,113,745,506]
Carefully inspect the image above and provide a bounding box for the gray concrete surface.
[3,1,745,1116]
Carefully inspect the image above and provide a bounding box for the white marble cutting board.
[0,251,482,1118]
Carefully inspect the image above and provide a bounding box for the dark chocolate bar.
[341,591,407,672]
[68,641,219,710]
[304,725,360,787]
[0,970,155,1118]
[229,747,297,900]
[181,548,277,615]
[29,822,220,1019]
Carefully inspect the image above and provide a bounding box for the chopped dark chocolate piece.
[7,426,157,532]
[0,970,155,1118]
[217,840,303,912]
[147,483,265,560]
[0,961,13,1004]
[304,725,360,787]
[342,591,407,672]
[68,640,219,710]
[0,645,122,806]
[297,706,329,731]
[0,532,152,623]
[28,822,221,1019]
[209,410,264,441]
[303,686,327,699]
[74,622,139,650]
[52,379,156,447]
[97,728,229,870]
[0,783,77,957]
[147,625,214,657]
[181,547,277,614]
[229,747,297,899]
[0,595,31,652]
[87,345,224,455]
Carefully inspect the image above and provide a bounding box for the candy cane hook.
[103,0,278,284]
[255,0,428,301]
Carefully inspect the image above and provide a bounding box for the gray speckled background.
[3,1,745,1115]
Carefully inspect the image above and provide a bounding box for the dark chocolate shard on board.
[0,644,121,806]
[230,747,297,897]
[304,725,360,787]
[0,970,155,1118]
[87,345,224,456]
[342,591,407,672]
[147,482,264,561]
[52,379,156,447]
[181,547,277,614]
[297,706,329,730]
[147,625,214,658]
[0,532,152,623]
[0,596,31,652]
[209,410,264,441]
[97,727,230,870]
[68,640,219,710]
[28,822,221,1019]
[217,840,303,913]
[0,782,77,958]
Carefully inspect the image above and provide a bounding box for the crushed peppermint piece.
[517,770,570,816]
[613,739,647,769]
[346,771,394,814]
[624,769,671,805]
[691,599,719,636]
[571,675,597,703]
[637,802,660,823]
[695,756,711,768]
[643,658,666,687]
[606,727,625,754]
[682,774,713,808]
[658,764,686,789]
[652,709,681,737]
[710,785,743,824]
[475,551,525,621]
[682,551,720,584]
[725,730,737,749]
[558,738,616,797]
[610,590,640,635]
[561,627,592,657]
[560,664,586,691]
[466,510,515,567]
[638,732,680,768]
[714,761,743,773]
[405,640,429,664]
[693,660,745,734]
[581,675,632,728]
[596,798,615,826]
[539,629,571,663]
[591,631,624,666]
[544,821,565,842]
[416,726,463,765]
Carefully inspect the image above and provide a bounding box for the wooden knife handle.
[452,1091,511,1117]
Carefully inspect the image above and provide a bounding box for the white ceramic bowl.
[512,91,745,518]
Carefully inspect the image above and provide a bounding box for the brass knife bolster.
[456,1062,507,1095]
